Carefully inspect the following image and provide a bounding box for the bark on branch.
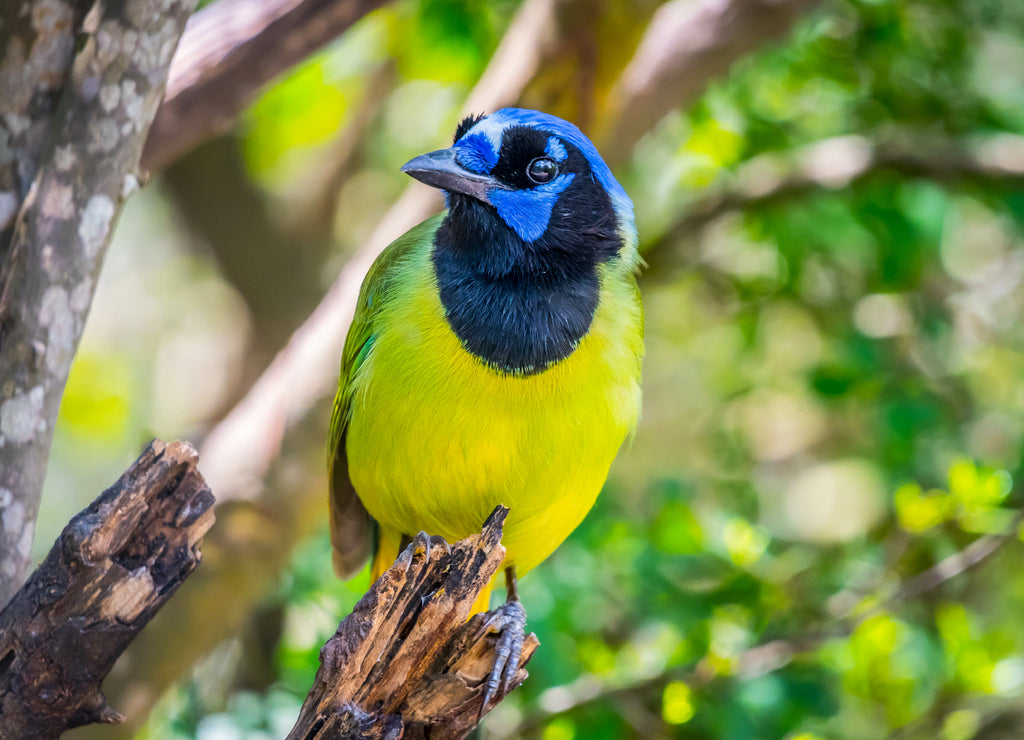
[0,0,196,606]
[0,439,215,740]
[0,0,89,254]
[288,506,538,740]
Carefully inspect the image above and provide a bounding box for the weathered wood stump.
[288,506,539,740]
[0,439,215,739]
[0,446,533,739]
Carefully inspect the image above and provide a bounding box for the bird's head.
[401,108,636,263]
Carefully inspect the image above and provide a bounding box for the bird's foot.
[479,599,527,721]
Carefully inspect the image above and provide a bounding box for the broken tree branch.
[141,0,393,171]
[0,439,215,740]
[288,506,537,740]
[0,0,197,605]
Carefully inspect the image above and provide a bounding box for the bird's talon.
[412,531,431,561]
[429,534,450,557]
[479,600,527,722]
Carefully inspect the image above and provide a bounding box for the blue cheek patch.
[545,136,567,162]
[486,108,635,229]
[454,132,498,174]
[489,173,575,243]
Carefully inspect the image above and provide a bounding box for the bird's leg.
[479,566,527,721]
[505,564,520,602]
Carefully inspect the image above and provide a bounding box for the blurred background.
[43,0,1024,737]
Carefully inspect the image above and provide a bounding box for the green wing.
[326,216,441,577]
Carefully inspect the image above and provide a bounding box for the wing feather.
[326,217,441,577]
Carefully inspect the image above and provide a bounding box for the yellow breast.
[346,247,642,575]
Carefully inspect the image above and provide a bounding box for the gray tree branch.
[0,0,197,605]
[140,0,393,171]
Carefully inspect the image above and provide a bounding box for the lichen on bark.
[0,0,198,605]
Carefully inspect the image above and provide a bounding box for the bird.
[327,107,643,700]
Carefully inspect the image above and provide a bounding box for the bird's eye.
[527,157,558,184]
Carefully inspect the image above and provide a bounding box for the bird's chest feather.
[345,248,642,566]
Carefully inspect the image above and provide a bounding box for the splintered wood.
[288,506,539,740]
[0,439,215,740]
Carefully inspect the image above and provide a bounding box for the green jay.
[328,108,643,705]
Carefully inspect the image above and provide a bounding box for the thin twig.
[881,518,1022,608]
[643,133,1024,276]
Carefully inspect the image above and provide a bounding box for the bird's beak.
[401,148,499,204]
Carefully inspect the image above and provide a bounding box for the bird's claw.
[411,531,431,561]
[406,532,449,569]
[479,600,527,722]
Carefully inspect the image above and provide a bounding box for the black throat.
[432,190,620,375]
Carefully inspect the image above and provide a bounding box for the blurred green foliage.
[42,0,1024,737]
